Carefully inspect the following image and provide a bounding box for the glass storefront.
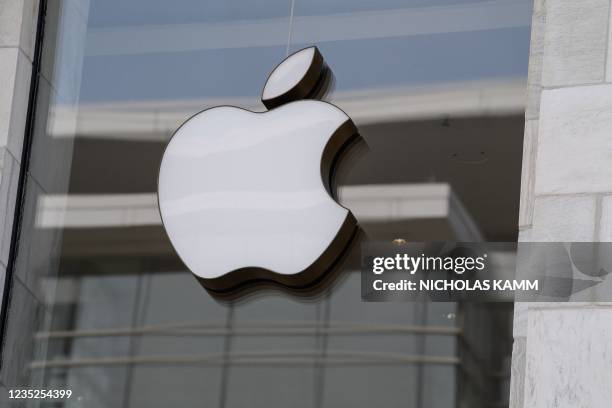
[5,0,531,406]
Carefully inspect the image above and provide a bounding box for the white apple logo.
[158,47,360,292]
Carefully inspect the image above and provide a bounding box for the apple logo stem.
[158,46,361,294]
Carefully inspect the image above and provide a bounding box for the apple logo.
[158,46,360,293]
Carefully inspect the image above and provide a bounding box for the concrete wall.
[512,0,612,406]
[0,0,39,398]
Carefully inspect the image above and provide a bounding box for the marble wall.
[512,0,612,406]
[0,0,39,400]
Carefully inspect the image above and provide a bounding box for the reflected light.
[85,1,531,56]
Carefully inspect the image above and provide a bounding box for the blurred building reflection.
[5,0,530,407]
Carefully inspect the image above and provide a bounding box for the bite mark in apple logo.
[157,46,361,293]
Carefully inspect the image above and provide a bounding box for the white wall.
[0,0,38,396]
[512,0,612,406]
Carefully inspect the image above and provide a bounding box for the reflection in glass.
[7,0,528,406]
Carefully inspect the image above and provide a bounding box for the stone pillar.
[0,0,40,398]
[0,0,38,303]
[511,0,612,406]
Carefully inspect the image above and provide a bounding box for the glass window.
[7,0,529,406]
